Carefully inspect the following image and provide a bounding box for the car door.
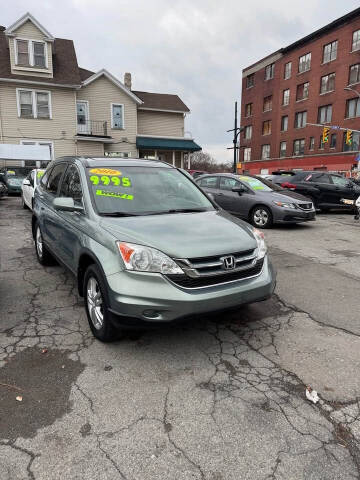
[330,174,357,204]
[218,177,248,217]
[22,172,32,207]
[303,173,335,205]
[55,164,86,271]
[41,163,68,252]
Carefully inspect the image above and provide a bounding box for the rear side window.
[305,173,330,183]
[198,177,218,188]
[46,163,67,194]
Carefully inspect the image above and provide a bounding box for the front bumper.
[106,255,276,325]
[7,185,22,194]
[273,207,316,223]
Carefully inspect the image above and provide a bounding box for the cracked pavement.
[0,196,360,479]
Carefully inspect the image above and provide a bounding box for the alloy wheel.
[253,208,269,227]
[87,277,104,330]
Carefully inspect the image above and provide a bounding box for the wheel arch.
[77,249,107,297]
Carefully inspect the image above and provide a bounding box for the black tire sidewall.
[34,222,53,265]
[251,206,272,229]
[83,264,119,342]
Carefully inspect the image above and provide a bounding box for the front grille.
[166,259,264,289]
[297,202,313,210]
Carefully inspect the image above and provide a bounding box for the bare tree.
[189,151,232,173]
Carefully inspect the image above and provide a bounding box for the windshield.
[252,176,284,192]
[87,166,215,215]
[236,175,273,192]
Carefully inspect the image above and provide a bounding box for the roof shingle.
[133,91,190,112]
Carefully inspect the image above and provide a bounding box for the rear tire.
[250,206,273,229]
[22,195,27,209]
[34,222,55,266]
[83,264,122,342]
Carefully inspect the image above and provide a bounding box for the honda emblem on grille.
[222,255,236,270]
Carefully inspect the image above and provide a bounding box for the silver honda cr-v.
[32,157,276,342]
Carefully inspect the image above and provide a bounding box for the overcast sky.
[3,1,360,162]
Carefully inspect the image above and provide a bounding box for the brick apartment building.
[240,7,360,175]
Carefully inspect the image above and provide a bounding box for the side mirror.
[53,197,84,213]
[23,179,30,186]
[346,181,354,188]
[232,185,246,195]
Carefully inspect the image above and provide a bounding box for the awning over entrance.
[136,136,201,152]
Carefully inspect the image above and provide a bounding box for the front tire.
[84,264,121,342]
[250,206,273,229]
[34,222,54,265]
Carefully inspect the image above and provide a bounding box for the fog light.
[143,309,161,319]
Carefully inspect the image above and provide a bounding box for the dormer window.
[15,39,47,68]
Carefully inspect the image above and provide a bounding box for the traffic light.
[346,129,353,145]
[322,126,330,143]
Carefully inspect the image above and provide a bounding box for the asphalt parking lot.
[1,196,360,480]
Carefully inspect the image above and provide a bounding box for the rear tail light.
[281,182,296,189]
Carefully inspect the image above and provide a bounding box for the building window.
[330,134,337,148]
[15,39,47,68]
[16,88,51,119]
[318,104,332,123]
[246,74,254,88]
[320,73,335,94]
[33,42,46,67]
[263,96,272,112]
[243,147,251,162]
[282,89,290,106]
[298,53,311,73]
[346,98,360,118]
[343,131,360,151]
[16,39,29,65]
[296,82,309,101]
[264,63,275,80]
[262,120,271,135]
[281,115,288,131]
[279,141,287,157]
[323,41,338,63]
[352,29,360,52]
[244,125,252,139]
[293,139,305,156]
[111,104,124,129]
[319,136,325,149]
[309,137,315,150]
[349,64,360,85]
[294,111,307,128]
[284,62,291,80]
[261,144,270,159]
[245,103,252,117]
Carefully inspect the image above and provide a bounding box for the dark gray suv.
[32,157,276,342]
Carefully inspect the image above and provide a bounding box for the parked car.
[21,168,45,210]
[196,173,316,228]
[269,171,360,211]
[0,180,8,198]
[32,157,276,342]
[0,167,32,195]
[188,170,208,179]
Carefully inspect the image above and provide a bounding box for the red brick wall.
[241,14,360,165]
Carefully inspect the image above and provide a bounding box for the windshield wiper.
[100,211,140,217]
[159,208,209,214]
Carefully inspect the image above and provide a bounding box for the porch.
[136,136,201,168]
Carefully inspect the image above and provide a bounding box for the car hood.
[256,189,311,203]
[100,210,257,258]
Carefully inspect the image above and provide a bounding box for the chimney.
[0,26,6,32]
[124,72,132,90]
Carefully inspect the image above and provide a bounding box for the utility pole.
[227,101,243,173]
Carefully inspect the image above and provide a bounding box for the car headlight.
[253,228,267,259]
[273,201,296,209]
[117,242,184,274]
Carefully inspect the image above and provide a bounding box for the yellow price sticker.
[96,189,133,200]
[90,168,121,176]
